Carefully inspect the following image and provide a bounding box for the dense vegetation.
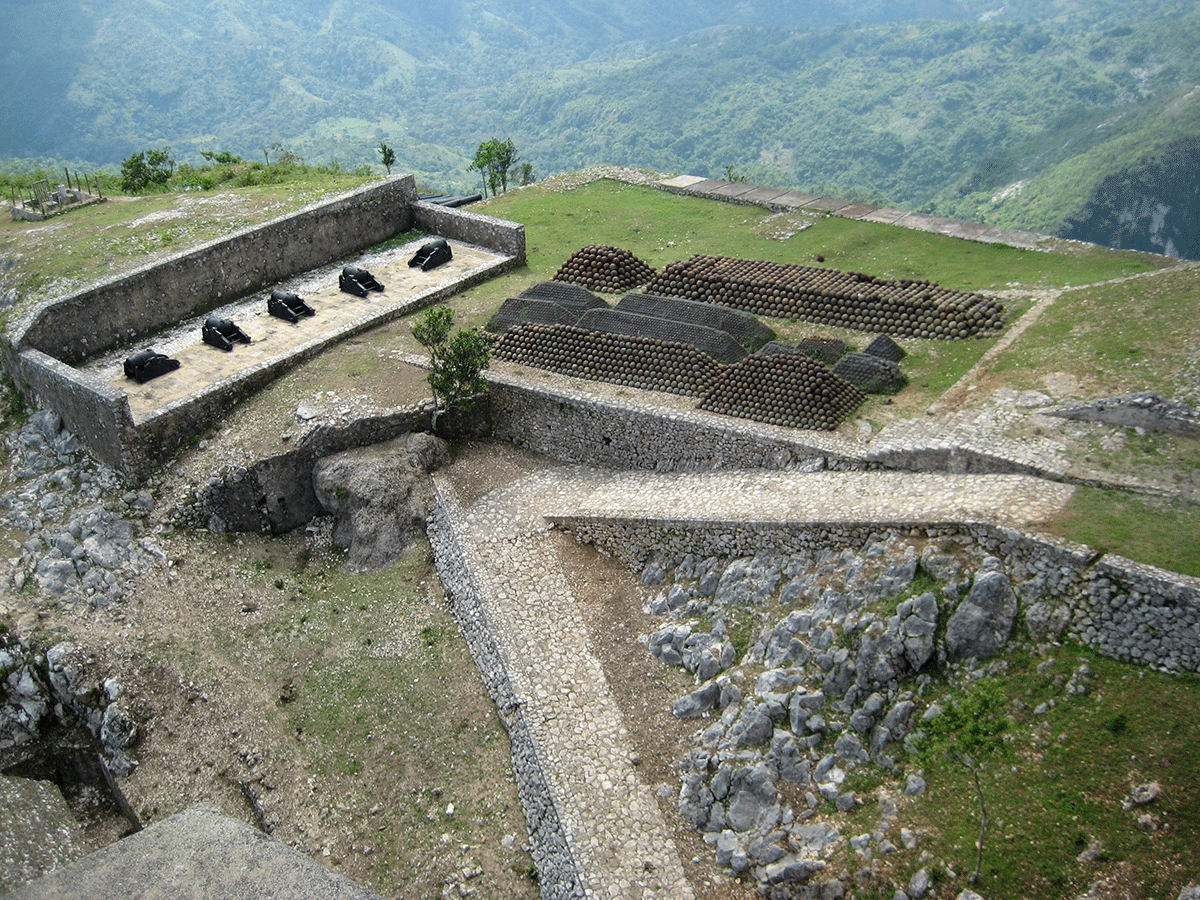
[3,0,1200,255]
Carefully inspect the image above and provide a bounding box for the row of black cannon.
[123,238,459,384]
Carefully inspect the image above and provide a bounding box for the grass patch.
[484,179,1166,293]
[986,266,1200,399]
[0,173,376,322]
[904,654,1200,900]
[1037,486,1200,576]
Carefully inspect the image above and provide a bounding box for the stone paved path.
[433,464,1074,899]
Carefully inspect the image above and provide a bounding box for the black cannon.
[202,316,251,351]
[124,349,180,384]
[339,266,384,297]
[409,238,452,272]
[268,289,315,323]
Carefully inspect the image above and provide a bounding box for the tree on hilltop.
[378,141,396,174]
[120,147,175,193]
[469,137,521,198]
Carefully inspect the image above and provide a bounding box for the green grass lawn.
[482,178,1168,293]
[986,265,1200,400]
[876,653,1200,900]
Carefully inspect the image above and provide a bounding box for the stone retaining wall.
[13,177,418,366]
[427,485,585,900]
[412,201,526,265]
[3,183,527,480]
[16,350,142,474]
[486,372,869,473]
[170,403,436,535]
[550,515,1200,674]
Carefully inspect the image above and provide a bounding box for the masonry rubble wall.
[11,177,418,366]
[170,403,436,536]
[550,515,1200,674]
[412,201,526,265]
[2,181,528,480]
[427,484,586,900]
[15,350,143,474]
[486,372,871,473]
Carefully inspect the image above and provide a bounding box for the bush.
[412,306,492,409]
[119,147,174,194]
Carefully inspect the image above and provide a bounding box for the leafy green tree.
[200,150,243,164]
[469,137,521,198]
[921,680,1011,884]
[119,147,175,193]
[492,137,518,192]
[412,306,492,409]
[378,141,396,174]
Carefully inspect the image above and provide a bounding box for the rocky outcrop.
[944,560,1017,662]
[312,433,450,572]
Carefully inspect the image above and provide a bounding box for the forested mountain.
[4,0,1199,256]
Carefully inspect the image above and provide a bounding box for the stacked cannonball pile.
[699,354,866,430]
[795,336,847,366]
[494,323,720,397]
[644,255,1005,339]
[553,245,656,293]
[833,352,907,394]
[486,297,578,334]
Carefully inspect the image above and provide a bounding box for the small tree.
[378,141,396,174]
[921,680,1011,884]
[493,137,518,193]
[120,147,174,193]
[469,137,521,198]
[412,306,492,409]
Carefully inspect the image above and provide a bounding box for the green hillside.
[4,0,1200,257]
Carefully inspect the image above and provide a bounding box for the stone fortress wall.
[5,170,1199,900]
[485,373,1200,675]
[0,179,527,478]
[9,166,1190,673]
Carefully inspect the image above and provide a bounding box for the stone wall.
[170,403,436,535]
[550,515,1200,674]
[427,484,585,900]
[412,201,526,265]
[16,350,142,474]
[13,177,418,366]
[486,371,869,473]
[3,182,530,480]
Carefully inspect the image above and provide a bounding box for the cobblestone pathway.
[432,465,1074,899]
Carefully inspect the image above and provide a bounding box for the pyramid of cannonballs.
[519,281,609,317]
[833,351,907,394]
[616,292,776,352]
[644,255,1005,339]
[575,308,747,365]
[493,323,721,397]
[699,354,866,430]
[486,297,579,333]
[795,336,847,366]
[553,245,656,293]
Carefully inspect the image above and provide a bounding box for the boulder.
[945,566,1018,662]
[313,433,449,572]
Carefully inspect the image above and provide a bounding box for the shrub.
[412,306,492,409]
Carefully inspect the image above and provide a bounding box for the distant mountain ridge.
[4,0,1200,257]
